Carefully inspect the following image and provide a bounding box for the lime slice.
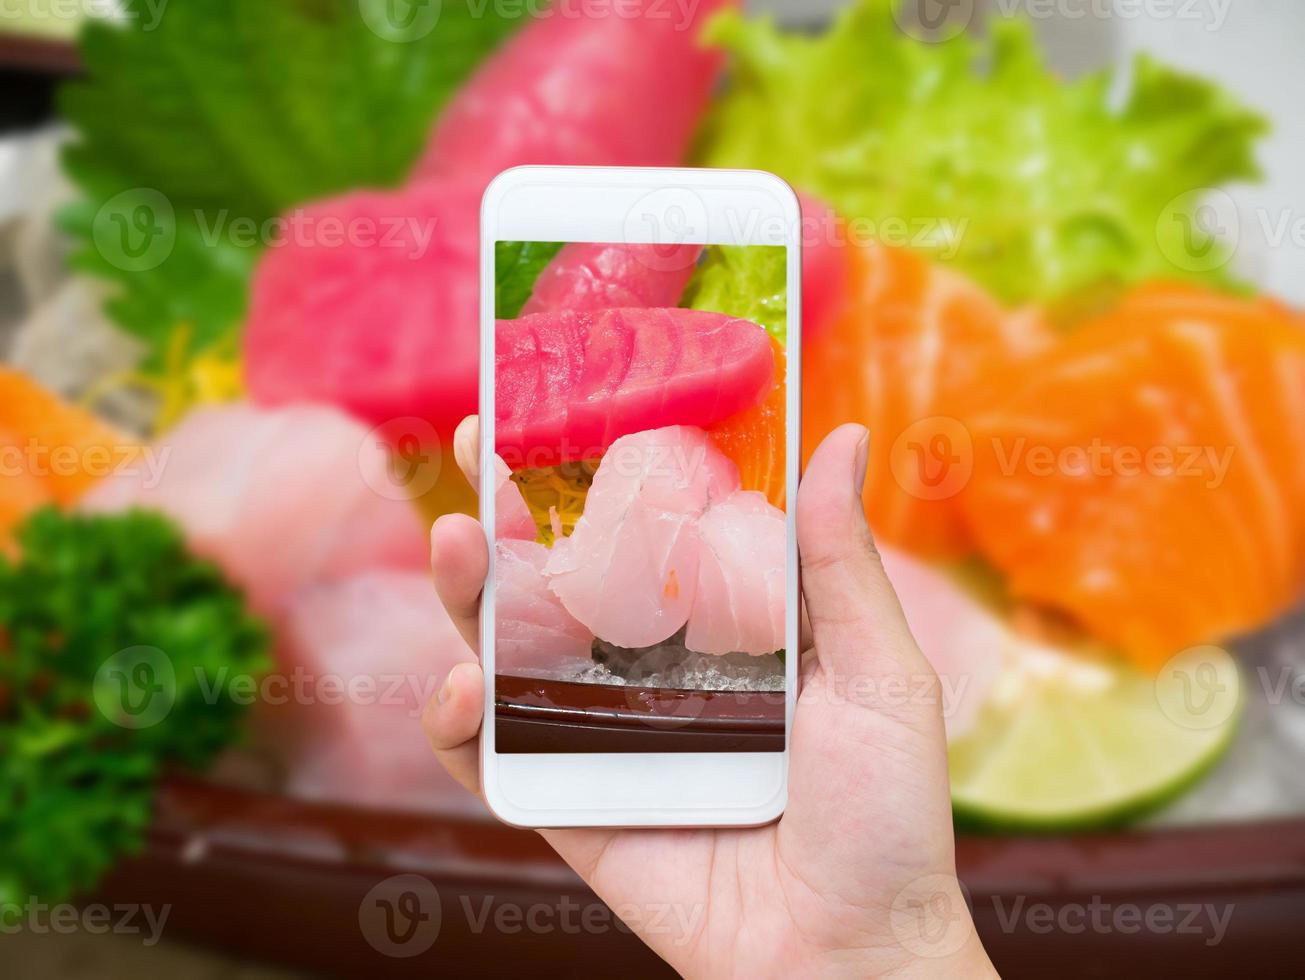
[950,644,1242,830]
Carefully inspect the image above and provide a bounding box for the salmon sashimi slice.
[684,491,786,655]
[802,244,1051,558]
[495,539,596,673]
[707,333,786,509]
[0,367,140,506]
[496,308,774,470]
[958,282,1305,668]
[521,243,703,316]
[544,426,741,649]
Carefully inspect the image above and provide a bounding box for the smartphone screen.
[490,239,789,754]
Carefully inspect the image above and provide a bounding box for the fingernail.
[852,428,870,493]
[438,668,456,705]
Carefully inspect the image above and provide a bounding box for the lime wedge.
[950,645,1242,830]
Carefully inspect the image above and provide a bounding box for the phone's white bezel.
[479,166,801,828]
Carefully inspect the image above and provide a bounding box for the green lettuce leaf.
[683,244,787,342]
[59,0,522,368]
[495,240,566,319]
[696,0,1267,307]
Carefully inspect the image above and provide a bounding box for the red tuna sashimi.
[521,243,703,316]
[244,180,481,438]
[495,538,595,673]
[684,490,786,656]
[494,455,537,540]
[80,404,428,618]
[496,308,774,469]
[545,426,740,648]
[270,571,481,815]
[415,0,734,184]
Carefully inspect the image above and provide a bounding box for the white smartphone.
[479,166,800,827]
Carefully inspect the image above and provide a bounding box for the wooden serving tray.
[91,778,1305,979]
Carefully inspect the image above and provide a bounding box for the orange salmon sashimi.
[958,282,1305,669]
[708,334,787,509]
[0,367,139,508]
[802,244,1050,557]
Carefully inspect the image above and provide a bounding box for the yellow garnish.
[82,324,244,434]
[510,459,599,546]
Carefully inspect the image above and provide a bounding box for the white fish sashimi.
[878,546,1004,742]
[269,571,481,815]
[545,426,739,649]
[685,491,786,656]
[495,539,594,672]
[80,403,428,617]
[494,455,537,541]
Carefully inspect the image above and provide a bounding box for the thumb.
[796,424,928,684]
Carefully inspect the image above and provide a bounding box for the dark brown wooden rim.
[0,34,80,74]
[495,674,786,752]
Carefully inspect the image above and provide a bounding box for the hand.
[424,420,997,978]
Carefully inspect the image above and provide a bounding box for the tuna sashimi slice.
[545,426,740,648]
[80,403,428,617]
[415,0,733,186]
[494,456,537,540]
[243,179,482,439]
[520,243,703,316]
[496,308,774,469]
[495,539,595,673]
[684,491,786,656]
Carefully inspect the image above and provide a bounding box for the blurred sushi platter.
[2,1,1305,975]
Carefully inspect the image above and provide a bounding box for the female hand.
[424,420,996,978]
